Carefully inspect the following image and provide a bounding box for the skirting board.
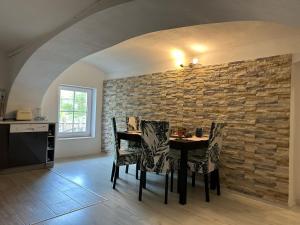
[0,163,47,175]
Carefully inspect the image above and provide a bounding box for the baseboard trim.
[0,163,46,174]
[221,188,291,209]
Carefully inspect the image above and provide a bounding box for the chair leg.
[177,169,181,193]
[143,171,146,189]
[216,169,221,196]
[139,171,144,201]
[136,162,139,180]
[170,170,174,192]
[204,174,210,202]
[116,165,120,178]
[113,166,119,189]
[210,170,217,190]
[125,165,129,173]
[192,172,196,187]
[165,173,169,204]
[111,162,116,182]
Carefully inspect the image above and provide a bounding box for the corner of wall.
[290,57,300,207]
[41,62,105,158]
[288,60,296,207]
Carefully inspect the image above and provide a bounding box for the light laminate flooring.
[0,168,105,225]
[43,153,300,225]
[1,153,300,225]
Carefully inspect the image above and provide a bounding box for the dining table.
[117,131,209,205]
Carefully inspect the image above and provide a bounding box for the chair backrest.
[126,116,140,131]
[140,120,170,173]
[126,116,141,151]
[205,122,225,173]
[111,117,120,158]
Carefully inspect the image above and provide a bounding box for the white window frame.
[58,85,94,139]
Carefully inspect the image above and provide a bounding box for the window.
[58,85,95,138]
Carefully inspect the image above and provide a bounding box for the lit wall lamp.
[180,57,200,68]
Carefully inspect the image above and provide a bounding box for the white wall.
[292,61,300,205]
[0,51,8,90]
[41,62,104,158]
[8,0,300,116]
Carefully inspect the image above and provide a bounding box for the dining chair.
[126,116,140,131]
[126,116,142,177]
[138,120,172,204]
[111,117,140,189]
[187,122,225,202]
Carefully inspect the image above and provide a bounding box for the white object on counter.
[16,109,33,121]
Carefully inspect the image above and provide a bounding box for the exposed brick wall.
[102,54,292,203]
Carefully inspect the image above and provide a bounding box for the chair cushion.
[115,150,139,166]
[127,141,142,153]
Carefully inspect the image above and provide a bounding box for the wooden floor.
[1,153,300,225]
[0,167,105,225]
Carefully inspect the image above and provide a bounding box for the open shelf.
[46,123,56,167]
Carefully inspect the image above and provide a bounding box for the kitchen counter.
[0,120,56,124]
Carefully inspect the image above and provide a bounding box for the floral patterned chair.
[187,122,225,202]
[126,116,142,156]
[111,117,140,189]
[138,120,172,204]
[126,116,140,131]
[125,116,142,177]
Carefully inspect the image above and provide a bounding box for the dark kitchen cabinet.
[0,122,56,170]
[0,124,9,169]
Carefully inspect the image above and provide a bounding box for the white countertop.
[0,120,56,124]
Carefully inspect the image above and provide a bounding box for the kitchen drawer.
[10,124,49,133]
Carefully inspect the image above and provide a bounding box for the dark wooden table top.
[117,131,209,150]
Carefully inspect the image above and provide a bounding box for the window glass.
[58,85,94,138]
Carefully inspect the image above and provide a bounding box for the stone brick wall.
[102,54,292,203]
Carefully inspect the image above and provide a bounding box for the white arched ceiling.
[82,21,300,80]
[6,0,300,115]
[0,0,100,52]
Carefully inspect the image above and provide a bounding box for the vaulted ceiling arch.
[6,0,300,115]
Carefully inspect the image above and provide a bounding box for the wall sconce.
[171,49,200,68]
[172,49,185,67]
[192,57,199,64]
[180,57,200,68]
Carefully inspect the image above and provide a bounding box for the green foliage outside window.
[59,89,89,133]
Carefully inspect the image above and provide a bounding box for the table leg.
[179,149,188,205]
[177,169,181,193]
